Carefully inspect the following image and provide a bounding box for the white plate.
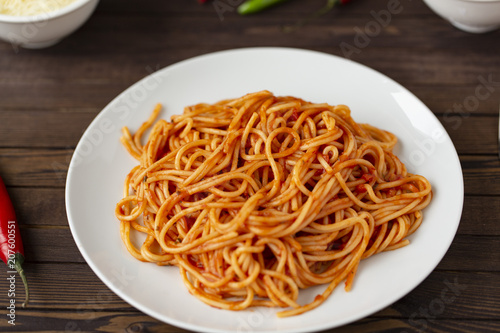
[65,47,463,333]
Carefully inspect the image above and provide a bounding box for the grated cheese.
[0,0,78,16]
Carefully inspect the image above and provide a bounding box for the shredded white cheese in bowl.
[0,0,78,16]
[0,0,99,48]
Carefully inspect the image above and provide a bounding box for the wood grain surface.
[0,0,499,332]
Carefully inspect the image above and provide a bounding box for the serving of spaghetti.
[115,90,432,317]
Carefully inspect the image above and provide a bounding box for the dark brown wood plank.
[436,236,500,271]
[0,264,498,326]
[0,81,125,110]
[440,116,498,155]
[0,310,189,332]
[20,228,84,263]
[335,319,500,333]
[351,49,500,89]
[0,311,498,333]
[0,263,125,310]
[462,156,500,196]
[0,148,72,187]
[458,196,500,235]
[389,271,500,322]
[0,110,96,149]
[411,85,500,117]
[8,188,67,227]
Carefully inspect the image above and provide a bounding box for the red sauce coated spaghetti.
[115,91,432,317]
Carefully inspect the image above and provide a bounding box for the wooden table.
[1,0,499,332]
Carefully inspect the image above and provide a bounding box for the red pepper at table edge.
[0,175,29,307]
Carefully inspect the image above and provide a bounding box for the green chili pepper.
[238,0,352,16]
[237,0,291,15]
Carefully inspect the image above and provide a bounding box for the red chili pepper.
[0,175,29,307]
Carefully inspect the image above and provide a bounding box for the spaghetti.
[115,91,432,317]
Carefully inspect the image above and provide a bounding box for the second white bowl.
[423,0,500,33]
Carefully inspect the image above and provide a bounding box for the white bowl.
[423,0,500,33]
[0,0,99,50]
